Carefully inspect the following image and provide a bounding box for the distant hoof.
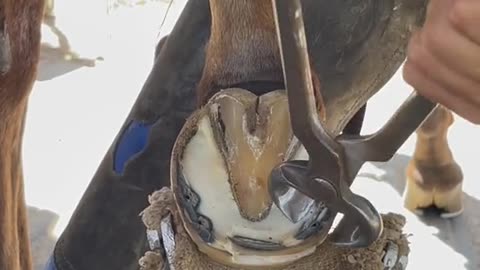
[403,172,464,218]
[437,184,464,219]
[403,174,434,213]
[405,106,464,219]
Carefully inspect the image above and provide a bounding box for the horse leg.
[44,0,54,18]
[404,106,464,218]
[0,107,32,270]
[196,0,325,117]
[0,0,46,269]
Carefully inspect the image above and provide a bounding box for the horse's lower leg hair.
[404,106,464,218]
[196,0,282,105]
[196,0,325,116]
[0,103,31,270]
[0,0,45,270]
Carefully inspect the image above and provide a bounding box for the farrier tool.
[269,0,437,248]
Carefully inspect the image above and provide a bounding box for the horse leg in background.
[0,1,46,270]
[44,0,54,18]
[404,106,464,218]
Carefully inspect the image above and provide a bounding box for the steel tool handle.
[338,92,437,183]
[272,0,342,163]
[270,0,383,248]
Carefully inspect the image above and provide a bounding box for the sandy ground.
[23,1,479,270]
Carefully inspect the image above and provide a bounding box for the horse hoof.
[437,184,464,219]
[170,88,334,268]
[403,172,434,212]
[405,106,464,218]
[403,162,464,218]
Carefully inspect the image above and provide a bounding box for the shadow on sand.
[37,15,101,81]
[359,154,480,270]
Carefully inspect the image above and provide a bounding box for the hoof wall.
[403,176,463,218]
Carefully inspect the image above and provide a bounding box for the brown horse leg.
[196,0,325,116]
[0,0,46,269]
[404,106,463,218]
[0,105,32,270]
[44,0,54,18]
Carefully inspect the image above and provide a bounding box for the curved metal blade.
[269,160,316,223]
[329,188,383,248]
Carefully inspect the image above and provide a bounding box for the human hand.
[403,0,480,124]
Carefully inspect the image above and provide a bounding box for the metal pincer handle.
[270,0,438,248]
[338,92,438,183]
[270,0,384,248]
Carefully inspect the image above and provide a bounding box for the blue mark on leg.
[44,256,57,270]
[113,121,152,174]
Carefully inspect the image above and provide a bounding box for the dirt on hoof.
[140,188,410,270]
[139,251,164,270]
